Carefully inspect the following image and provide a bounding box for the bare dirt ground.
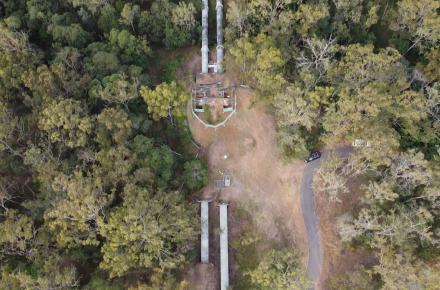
[315,176,377,289]
[186,76,308,288]
[186,263,217,290]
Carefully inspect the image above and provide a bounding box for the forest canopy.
[0,0,439,289]
[222,0,440,288]
[0,0,205,288]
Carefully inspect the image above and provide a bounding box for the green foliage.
[108,29,150,66]
[1,255,80,289]
[323,44,426,145]
[246,249,311,290]
[140,81,188,121]
[329,266,378,290]
[48,14,91,48]
[38,98,92,148]
[98,184,197,277]
[89,74,139,105]
[147,145,175,187]
[97,5,119,33]
[226,34,286,99]
[231,205,265,290]
[417,48,440,82]
[0,210,34,259]
[274,85,319,131]
[96,107,133,145]
[390,0,440,51]
[371,243,440,289]
[127,269,189,290]
[83,276,122,290]
[1,0,439,288]
[163,57,183,83]
[87,51,120,78]
[183,160,208,191]
[139,0,199,49]
[44,171,112,248]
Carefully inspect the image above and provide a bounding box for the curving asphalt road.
[300,146,352,289]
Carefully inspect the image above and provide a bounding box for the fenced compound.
[192,82,236,128]
[215,175,232,190]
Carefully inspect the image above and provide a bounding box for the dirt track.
[301,146,352,289]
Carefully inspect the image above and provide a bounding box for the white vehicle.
[223,175,231,187]
[352,139,371,147]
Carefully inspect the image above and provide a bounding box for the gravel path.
[300,146,352,289]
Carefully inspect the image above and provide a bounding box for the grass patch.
[203,105,213,124]
[162,56,183,83]
[231,205,264,290]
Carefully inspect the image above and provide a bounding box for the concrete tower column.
[216,0,224,73]
[219,203,229,290]
[201,0,209,73]
[200,200,210,263]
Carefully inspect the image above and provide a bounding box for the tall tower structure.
[216,0,224,73]
[201,0,209,73]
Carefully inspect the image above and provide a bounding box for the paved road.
[300,146,352,289]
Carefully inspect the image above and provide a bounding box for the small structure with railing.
[192,82,236,128]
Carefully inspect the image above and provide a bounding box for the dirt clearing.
[187,80,308,289]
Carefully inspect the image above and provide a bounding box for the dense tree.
[96,107,133,145]
[120,3,140,32]
[246,248,310,290]
[417,49,440,82]
[138,0,199,49]
[127,270,189,290]
[0,210,35,259]
[323,44,426,144]
[38,98,92,148]
[274,85,319,131]
[372,243,440,289]
[315,153,350,203]
[2,262,79,290]
[165,2,198,49]
[226,34,286,98]
[293,2,329,37]
[99,184,197,277]
[0,101,20,153]
[337,149,440,251]
[140,81,188,121]
[330,266,378,290]
[390,0,440,51]
[44,171,112,248]
[276,126,309,158]
[108,29,150,65]
[330,0,379,42]
[89,74,139,105]
[1,0,439,288]
[225,0,250,40]
[48,14,91,48]
[183,160,208,191]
